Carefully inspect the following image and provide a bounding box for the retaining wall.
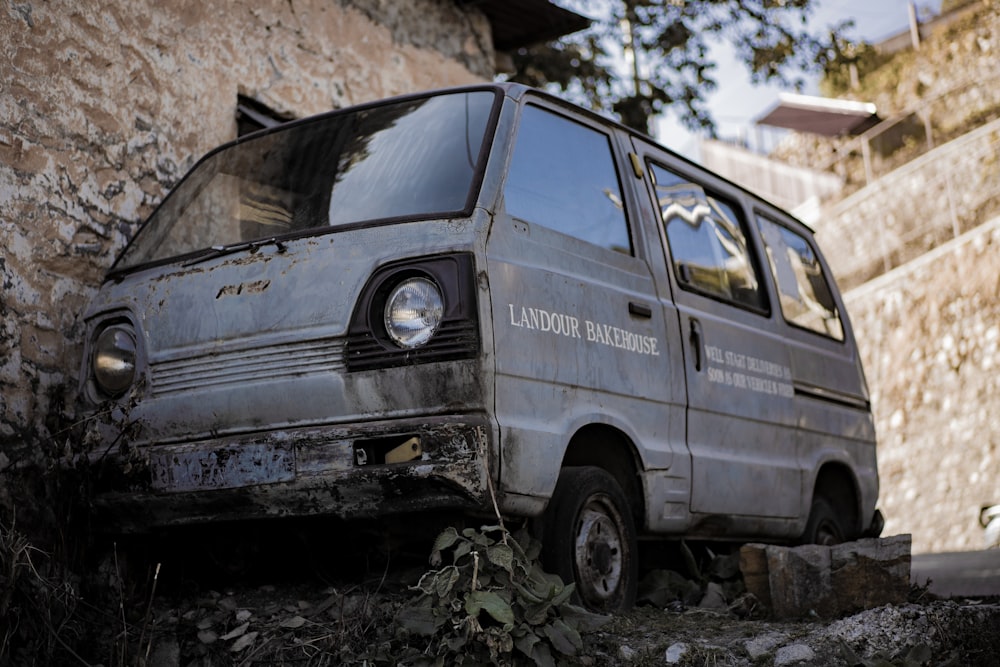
[846,218,1000,553]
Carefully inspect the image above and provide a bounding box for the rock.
[774,643,815,665]
[740,535,911,619]
[767,544,834,618]
[697,582,728,610]
[744,632,789,659]
[831,535,911,614]
[738,541,772,610]
[664,642,688,663]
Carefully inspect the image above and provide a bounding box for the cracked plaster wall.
[0,0,492,454]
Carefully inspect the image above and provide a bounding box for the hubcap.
[573,496,624,604]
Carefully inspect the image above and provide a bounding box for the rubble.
[5,515,997,665]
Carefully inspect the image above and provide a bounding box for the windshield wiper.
[181,237,288,267]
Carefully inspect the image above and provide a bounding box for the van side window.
[650,163,764,310]
[504,105,631,254]
[756,214,845,341]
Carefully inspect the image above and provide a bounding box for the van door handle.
[628,301,652,318]
[689,318,703,372]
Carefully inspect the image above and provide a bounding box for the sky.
[652,0,944,159]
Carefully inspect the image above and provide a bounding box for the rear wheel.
[801,497,849,546]
[542,466,638,612]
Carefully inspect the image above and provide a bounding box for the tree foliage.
[505,0,856,135]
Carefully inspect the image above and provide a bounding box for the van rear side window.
[650,163,765,311]
[757,214,844,341]
[504,105,631,254]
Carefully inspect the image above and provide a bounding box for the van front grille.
[150,336,346,396]
[346,320,479,371]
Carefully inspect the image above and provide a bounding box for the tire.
[801,497,849,546]
[541,466,638,613]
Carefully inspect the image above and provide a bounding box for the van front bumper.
[87,415,492,532]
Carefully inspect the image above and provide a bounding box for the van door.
[633,143,801,525]
[485,101,687,509]
[753,208,878,529]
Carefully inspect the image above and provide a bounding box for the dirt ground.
[5,517,997,667]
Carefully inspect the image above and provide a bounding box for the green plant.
[393,524,608,666]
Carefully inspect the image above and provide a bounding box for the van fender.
[496,406,660,519]
[802,452,866,539]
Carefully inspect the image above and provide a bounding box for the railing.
[815,117,1000,291]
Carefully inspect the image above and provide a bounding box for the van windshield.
[113,90,497,271]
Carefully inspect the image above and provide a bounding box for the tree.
[505,0,854,135]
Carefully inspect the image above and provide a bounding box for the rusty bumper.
[88,415,493,532]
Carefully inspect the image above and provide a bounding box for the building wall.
[699,139,844,217]
[845,217,1000,553]
[0,0,492,452]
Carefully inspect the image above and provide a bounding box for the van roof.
[238,82,817,233]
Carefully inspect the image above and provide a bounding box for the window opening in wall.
[236,95,296,136]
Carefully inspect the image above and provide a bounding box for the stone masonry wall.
[782,3,1000,553]
[773,4,1000,196]
[0,1,492,458]
[845,218,1000,553]
[815,118,1000,291]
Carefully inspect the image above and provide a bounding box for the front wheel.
[541,466,638,613]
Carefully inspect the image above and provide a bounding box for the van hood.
[82,220,482,444]
[91,234,351,357]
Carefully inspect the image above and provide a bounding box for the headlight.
[384,277,444,348]
[93,325,137,396]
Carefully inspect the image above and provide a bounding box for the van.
[79,83,882,611]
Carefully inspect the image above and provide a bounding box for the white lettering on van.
[585,318,660,356]
[703,343,793,398]
[509,304,582,339]
[509,304,659,356]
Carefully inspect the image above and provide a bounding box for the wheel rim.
[573,495,625,605]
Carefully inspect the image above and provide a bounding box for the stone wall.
[814,119,1000,290]
[845,218,1000,553]
[772,5,1000,207]
[0,1,492,453]
[772,3,1000,553]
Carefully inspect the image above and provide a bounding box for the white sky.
[653,0,943,159]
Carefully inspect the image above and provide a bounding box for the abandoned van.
[79,83,882,611]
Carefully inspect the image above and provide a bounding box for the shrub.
[392,524,607,666]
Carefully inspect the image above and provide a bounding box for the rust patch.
[215,279,271,298]
[89,421,492,530]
